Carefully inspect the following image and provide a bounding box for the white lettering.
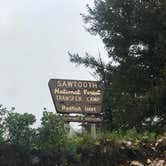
[85,106,97,113]
[56,80,99,88]
[61,105,82,112]
[54,88,81,95]
[83,89,101,96]
[86,97,100,102]
[56,95,82,102]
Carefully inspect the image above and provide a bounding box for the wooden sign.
[48,79,104,114]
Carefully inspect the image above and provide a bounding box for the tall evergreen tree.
[69,0,166,132]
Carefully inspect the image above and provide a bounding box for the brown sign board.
[64,115,103,123]
[48,79,104,114]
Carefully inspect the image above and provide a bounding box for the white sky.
[0,0,107,126]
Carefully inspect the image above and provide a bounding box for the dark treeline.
[0,105,66,150]
[0,105,69,165]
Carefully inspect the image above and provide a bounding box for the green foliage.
[69,0,166,132]
[98,129,156,144]
[0,105,10,143]
[0,105,165,165]
[75,133,96,149]
[5,112,36,149]
[38,111,67,152]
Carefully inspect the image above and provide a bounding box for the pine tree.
[69,0,166,132]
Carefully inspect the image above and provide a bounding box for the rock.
[147,159,152,164]
[156,160,166,166]
[151,160,166,166]
[130,160,144,166]
[31,156,40,165]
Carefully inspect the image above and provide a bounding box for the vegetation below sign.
[48,79,104,114]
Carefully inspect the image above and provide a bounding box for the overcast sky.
[0,0,107,125]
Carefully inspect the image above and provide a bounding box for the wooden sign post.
[48,79,104,138]
[91,123,96,139]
